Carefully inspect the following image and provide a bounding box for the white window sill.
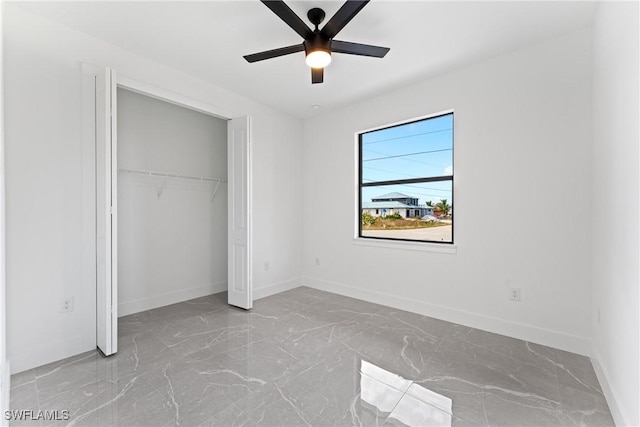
[352,237,457,254]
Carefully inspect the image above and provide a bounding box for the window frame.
[356,110,455,245]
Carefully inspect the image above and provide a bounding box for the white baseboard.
[119,281,228,317]
[253,277,302,300]
[303,276,592,356]
[591,347,629,426]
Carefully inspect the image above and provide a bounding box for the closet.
[116,88,228,317]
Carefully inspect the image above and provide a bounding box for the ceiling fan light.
[305,50,332,68]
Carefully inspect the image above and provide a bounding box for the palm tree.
[426,201,433,207]
[435,199,451,217]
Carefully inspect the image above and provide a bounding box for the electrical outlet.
[315,257,320,266]
[61,297,74,313]
[509,288,521,302]
[264,261,270,271]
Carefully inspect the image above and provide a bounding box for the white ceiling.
[15,1,597,118]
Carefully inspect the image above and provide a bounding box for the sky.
[361,113,453,207]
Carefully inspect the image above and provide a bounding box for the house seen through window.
[358,112,454,244]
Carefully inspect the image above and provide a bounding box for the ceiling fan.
[243,0,390,84]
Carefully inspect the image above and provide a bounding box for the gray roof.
[363,201,432,209]
[372,192,414,200]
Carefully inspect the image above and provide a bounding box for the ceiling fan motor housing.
[304,32,331,57]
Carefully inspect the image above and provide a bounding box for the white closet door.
[96,67,118,355]
[227,116,252,309]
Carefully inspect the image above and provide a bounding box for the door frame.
[82,66,253,349]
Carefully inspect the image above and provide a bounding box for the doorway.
[83,65,253,356]
[117,88,229,317]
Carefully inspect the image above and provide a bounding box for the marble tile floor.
[10,287,614,426]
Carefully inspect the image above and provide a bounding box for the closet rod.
[118,167,227,183]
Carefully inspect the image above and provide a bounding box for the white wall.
[117,89,229,316]
[302,29,594,354]
[591,2,640,425]
[3,5,303,373]
[0,0,10,417]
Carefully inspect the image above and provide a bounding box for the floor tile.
[482,392,571,426]
[9,287,614,427]
[8,380,41,427]
[10,369,37,389]
[339,319,440,381]
[428,336,561,408]
[386,393,453,427]
[154,309,266,361]
[462,329,559,375]
[554,349,604,395]
[274,345,368,425]
[559,384,615,426]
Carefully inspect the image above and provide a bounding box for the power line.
[363,148,452,162]
[364,147,446,168]
[363,166,422,180]
[397,183,450,194]
[363,128,453,146]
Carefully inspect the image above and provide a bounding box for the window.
[358,112,453,244]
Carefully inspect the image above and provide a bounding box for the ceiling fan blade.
[311,67,324,84]
[243,44,304,63]
[261,0,313,39]
[331,40,390,58]
[321,0,369,39]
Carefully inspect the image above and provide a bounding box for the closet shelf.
[118,167,227,183]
